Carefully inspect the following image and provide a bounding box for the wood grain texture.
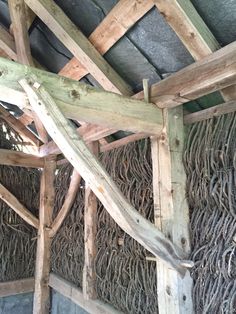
[134,42,236,108]
[0,57,162,135]
[25,0,132,96]
[184,101,236,124]
[59,0,154,81]
[33,155,56,314]
[49,273,122,314]
[0,183,39,228]
[49,169,81,237]
[151,107,193,313]
[0,278,34,297]
[0,25,17,60]
[0,105,40,146]
[8,0,34,65]
[83,141,99,300]
[0,149,44,168]
[154,0,236,101]
[20,79,188,275]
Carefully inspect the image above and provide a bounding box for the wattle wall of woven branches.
[2,113,236,313]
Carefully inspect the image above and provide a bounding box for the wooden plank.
[83,141,99,300]
[8,0,34,65]
[25,0,132,96]
[134,42,236,108]
[0,183,39,228]
[153,0,236,101]
[49,273,122,314]
[0,25,17,60]
[0,57,162,135]
[39,124,117,157]
[0,105,40,146]
[151,107,193,314]
[20,79,190,275]
[184,101,236,124]
[60,0,154,80]
[33,155,56,314]
[49,169,81,237]
[8,0,48,142]
[0,278,34,297]
[100,133,148,153]
[0,149,44,168]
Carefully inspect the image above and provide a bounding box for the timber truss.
[0,0,235,313]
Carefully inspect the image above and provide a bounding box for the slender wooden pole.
[33,155,56,314]
[83,141,99,300]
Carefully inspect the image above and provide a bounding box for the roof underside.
[0,0,235,139]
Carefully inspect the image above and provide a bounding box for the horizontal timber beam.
[134,42,236,108]
[0,278,34,297]
[184,101,236,124]
[0,57,162,135]
[20,78,191,275]
[0,182,39,228]
[49,273,122,314]
[0,149,44,168]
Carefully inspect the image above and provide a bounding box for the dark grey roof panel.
[191,0,236,46]
[127,7,194,74]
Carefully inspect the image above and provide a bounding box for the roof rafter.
[154,0,236,101]
[60,0,154,81]
[25,0,132,96]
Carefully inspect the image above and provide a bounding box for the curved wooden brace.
[20,78,191,276]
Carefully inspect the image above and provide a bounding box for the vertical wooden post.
[33,155,56,314]
[83,141,99,300]
[151,107,193,313]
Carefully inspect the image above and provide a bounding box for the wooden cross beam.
[153,0,236,101]
[0,57,163,135]
[135,41,236,107]
[19,78,192,276]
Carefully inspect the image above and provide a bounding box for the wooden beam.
[8,0,34,66]
[153,0,236,101]
[49,169,81,237]
[59,0,154,80]
[0,105,40,146]
[0,183,39,228]
[151,107,193,313]
[184,100,236,124]
[49,273,122,314]
[25,0,132,96]
[0,278,34,297]
[0,25,17,60]
[8,0,48,142]
[134,42,236,108]
[0,149,44,168]
[20,79,191,276]
[33,155,56,314]
[83,141,99,300]
[0,57,162,135]
[100,133,148,153]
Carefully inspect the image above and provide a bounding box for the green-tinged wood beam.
[20,78,193,276]
[0,57,163,135]
[134,42,236,107]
